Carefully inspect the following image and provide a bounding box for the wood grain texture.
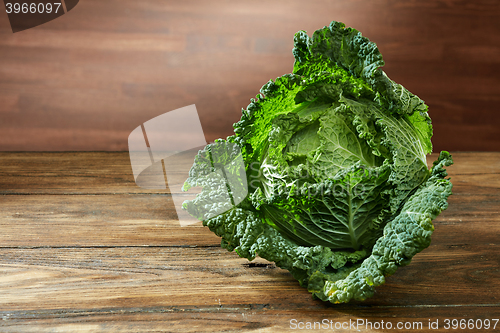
[0,151,499,332]
[1,0,500,152]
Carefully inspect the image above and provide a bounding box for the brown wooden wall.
[1,0,499,152]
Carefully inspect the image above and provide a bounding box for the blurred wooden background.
[0,0,499,152]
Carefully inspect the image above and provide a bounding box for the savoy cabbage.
[182,21,453,303]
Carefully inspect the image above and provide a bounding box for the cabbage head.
[182,21,453,303]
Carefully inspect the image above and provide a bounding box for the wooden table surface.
[0,152,499,332]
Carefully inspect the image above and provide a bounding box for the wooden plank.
[0,194,221,247]
[0,192,498,247]
[0,151,236,195]
[0,245,498,308]
[2,307,499,333]
[1,152,499,195]
[1,307,500,333]
[0,152,150,194]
